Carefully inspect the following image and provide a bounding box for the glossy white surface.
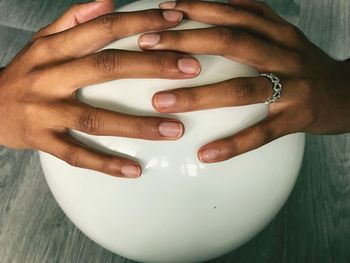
[39,0,305,262]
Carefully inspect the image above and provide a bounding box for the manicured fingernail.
[139,33,160,48]
[178,58,201,74]
[199,148,219,162]
[162,10,183,22]
[159,121,183,138]
[121,164,141,178]
[154,93,176,108]
[159,1,177,9]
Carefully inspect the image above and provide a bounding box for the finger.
[33,0,115,39]
[228,0,285,23]
[160,0,284,22]
[139,26,297,73]
[42,132,141,178]
[60,102,184,140]
[158,0,289,45]
[28,9,184,65]
[198,114,287,163]
[152,76,274,113]
[42,50,201,92]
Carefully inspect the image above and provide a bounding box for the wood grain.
[0,0,349,262]
[0,0,135,32]
[0,25,33,67]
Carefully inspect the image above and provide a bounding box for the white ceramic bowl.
[39,0,305,262]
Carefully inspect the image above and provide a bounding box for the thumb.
[34,0,115,39]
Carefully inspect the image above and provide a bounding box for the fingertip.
[95,0,115,10]
[152,92,177,111]
[159,1,177,9]
[74,1,115,25]
[177,58,202,75]
[162,10,183,23]
[158,120,184,139]
[198,148,220,163]
[120,163,142,178]
[138,33,160,49]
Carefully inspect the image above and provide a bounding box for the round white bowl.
[39,1,305,262]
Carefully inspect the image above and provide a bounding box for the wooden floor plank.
[0,25,33,67]
[0,0,134,32]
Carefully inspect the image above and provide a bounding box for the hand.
[138,0,350,163]
[0,0,202,178]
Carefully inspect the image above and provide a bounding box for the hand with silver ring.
[138,0,350,163]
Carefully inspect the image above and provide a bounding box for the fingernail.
[159,1,177,9]
[121,164,141,178]
[159,121,183,138]
[154,93,176,108]
[162,10,183,22]
[199,148,219,162]
[178,58,201,75]
[139,33,160,48]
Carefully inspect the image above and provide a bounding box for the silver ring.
[260,73,282,105]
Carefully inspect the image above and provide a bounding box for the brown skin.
[0,0,202,178]
[1,0,349,178]
[139,0,350,163]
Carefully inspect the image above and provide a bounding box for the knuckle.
[143,9,164,28]
[251,126,274,147]
[259,76,275,100]
[22,131,39,147]
[220,6,247,24]
[154,54,175,74]
[134,118,153,138]
[95,13,120,35]
[78,108,102,134]
[215,27,242,47]
[26,37,49,58]
[92,50,121,74]
[227,78,256,102]
[222,4,240,16]
[172,88,197,111]
[26,69,48,89]
[168,30,182,45]
[299,78,313,95]
[302,106,318,128]
[63,147,80,167]
[288,51,305,73]
[280,23,302,41]
[21,128,36,146]
[101,157,121,174]
[226,137,239,157]
[136,117,164,139]
[182,89,197,110]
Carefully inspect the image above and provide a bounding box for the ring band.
[260,73,282,104]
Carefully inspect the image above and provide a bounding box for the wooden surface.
[0,0,349,262]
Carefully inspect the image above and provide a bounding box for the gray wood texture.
[0,0,349,262]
